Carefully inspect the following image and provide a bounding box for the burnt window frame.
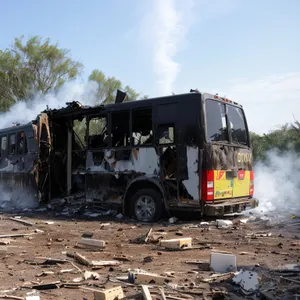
[131,107,154,147]
[87,113,110,150]
[204,98,250,147]
[204,99,229,144]
[226,104,249,146]
[17,131,28,155]
[156,123,176,146]
[0,135,7,158]
[110,109,131,149]
[8,133,16,155]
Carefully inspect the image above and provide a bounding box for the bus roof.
[44,90,243,120]
[0,122,33,135]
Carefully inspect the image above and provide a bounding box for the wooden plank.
[77,238,105,249]
[0,233,35,238]
[141,285,152,300]
[159,287,167,300]
[0,295,24,300]
[160,238,192,250]
[9,217,34,226]
[144,228,152,243]
[73,252,91,266]
[90,260,121,266]
[94,286,124,300]
[132,273,171,285]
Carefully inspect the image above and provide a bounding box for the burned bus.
[0,90,258,221]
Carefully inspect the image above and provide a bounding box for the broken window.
[73,118,87,149]
[17,132,28,155]
[227,105,248,146]
[132,108,153,146]
[111,111,130,148]
[8,133,16,155]
[205,100,228,142]
[0,136,7,157]
[158,124,175,145]
[88,115,109,149]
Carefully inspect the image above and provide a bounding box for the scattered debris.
[216,219,233,228]
[160,238,192,250]
[128,271,171,285]
[83,270,101,280]
[141,285,152,300]
[94,286,124,300]
[210,252,237,273]
[76,238,106,249]
[168,217,178,224]
[115,213,123,219]
[144,228,153,243]
[0,296,24,300]
[9,217,34,227]
[185,260,210,271]
[67,252,121,267]
[0,239,11,245]
[81,232,93,238]
[0,210,299,299]
[30,281,60,290]
[232,270,259,295]
[0,233,36,238]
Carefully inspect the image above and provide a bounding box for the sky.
[0,0,300,134]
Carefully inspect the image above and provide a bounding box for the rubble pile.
[0,213,299,299]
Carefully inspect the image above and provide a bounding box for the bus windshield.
[205,99,248,146]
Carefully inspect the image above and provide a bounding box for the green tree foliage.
[89,69,147,104]
[0,36,83,111]
[250,121,300,162]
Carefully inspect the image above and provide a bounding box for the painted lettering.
[237,152,252,164]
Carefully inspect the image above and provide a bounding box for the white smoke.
[0,184,39,212]
[141,0,195,95]
[253,150,300,218]
[0,80,99,129]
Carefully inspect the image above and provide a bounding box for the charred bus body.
[0,115,50,207]
[0,90,258,221]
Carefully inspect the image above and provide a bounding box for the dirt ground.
[0,210,299,300]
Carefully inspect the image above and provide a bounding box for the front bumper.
[203,197,259,216]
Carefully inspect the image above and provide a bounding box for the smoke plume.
[253,150,300,218]
[0,80,99,129]
[143,0,195,95]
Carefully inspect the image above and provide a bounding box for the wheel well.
[123,180,164,217]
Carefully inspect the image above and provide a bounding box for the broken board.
[94,286,124,300]
[160,238,192,250]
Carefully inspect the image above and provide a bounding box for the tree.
[250,121,300,162]
[0,35,83,111]
[89,69,146,104]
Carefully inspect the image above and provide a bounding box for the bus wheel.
[131,188,164,222]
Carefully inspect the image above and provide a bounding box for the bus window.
[205,100,228,142]
[88,116,108,149]
[132,108,153,146]
[111,111,130,147]
[158,124,175,145]
[0,136,7,157]
[227,105,248,146]
[17,132,28,154]
[8,133,16,155]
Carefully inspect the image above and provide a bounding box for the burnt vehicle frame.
[0,90,257,221]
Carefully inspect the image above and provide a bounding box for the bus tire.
[130,188,164,222]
